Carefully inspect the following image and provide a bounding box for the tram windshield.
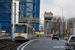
[15,26,26,33]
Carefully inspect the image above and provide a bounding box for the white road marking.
[21,42,31,50]
[40,42,42,43]
[17,42,27,50]
[53,46,65,48]
[17,39,38,50]
[62,40,66,43]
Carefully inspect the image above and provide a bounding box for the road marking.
[21,42,31,50]
[17,42,27,50]
[53,46,65,48]
[17,39,39,50]
[62,40,66,43]
[40,42,42,43]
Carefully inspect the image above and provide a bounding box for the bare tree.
[67,17,75,30]
[51,16,65,34]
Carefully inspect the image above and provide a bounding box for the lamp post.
[61,7,63,38]
[72,19,74,35]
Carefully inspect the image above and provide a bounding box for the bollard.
[39,32,40,38]
[0,33,2,36]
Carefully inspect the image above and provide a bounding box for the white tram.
[12,23,33,41]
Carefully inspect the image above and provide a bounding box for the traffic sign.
[32,28,35,31]
[2,31,6,32]
[67,30,70,33]
[52,30,54,34]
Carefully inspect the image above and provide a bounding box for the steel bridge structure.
[19,0,40,32]
[0,0,12,33]
[0,0,40,33]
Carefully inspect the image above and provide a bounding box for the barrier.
[32,35,37,37]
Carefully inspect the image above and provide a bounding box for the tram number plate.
[18,33,21,36]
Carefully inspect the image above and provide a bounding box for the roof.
[45,11,53,15]
[70,35,75,37]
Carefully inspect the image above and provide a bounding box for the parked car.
[52,34,59,40]
[65,35,75,50]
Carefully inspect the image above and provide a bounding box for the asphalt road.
[23,38,67,50]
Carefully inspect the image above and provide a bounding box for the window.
[71,37,75,40]
[15,26,27,33]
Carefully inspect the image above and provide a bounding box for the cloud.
[40,0,75,20]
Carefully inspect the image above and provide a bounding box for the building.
[44,11,53,35]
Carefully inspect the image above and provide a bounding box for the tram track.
[0,38,38,50]
[9,42,23,50]
[0,39,25,50]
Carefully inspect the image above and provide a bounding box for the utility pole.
[72,19,74,35]
[66,20,67,29]
[61,7,63,38]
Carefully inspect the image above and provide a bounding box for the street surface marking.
[20,39,39,50]
[17,42,27,50]
[17,39,39,50]
[53,46,65,48]
[62,40,66,43]
[21,42,31,50]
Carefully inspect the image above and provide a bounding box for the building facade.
[44,11,53,35]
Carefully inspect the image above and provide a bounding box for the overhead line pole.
[61,7,63,38]
[72,19,74,35]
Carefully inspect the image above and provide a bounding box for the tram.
[12,23,33,41]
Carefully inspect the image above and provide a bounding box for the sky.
[40,0,75,21]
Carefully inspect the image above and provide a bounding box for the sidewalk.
[0,36,11,39]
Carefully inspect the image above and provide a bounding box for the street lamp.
[61,7,63,38]
[72,18,74,35]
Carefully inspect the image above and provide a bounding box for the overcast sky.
[40,0,75,21]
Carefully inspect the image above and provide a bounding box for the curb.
[17,39,39,50]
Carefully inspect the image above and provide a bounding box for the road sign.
[67,30,70,33]
[52,30,54,34]
[2,31,6,32]
[63,32,65,33]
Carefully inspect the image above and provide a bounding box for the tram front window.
[15,26,25,33]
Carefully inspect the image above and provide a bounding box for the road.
[23,38,66,50]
